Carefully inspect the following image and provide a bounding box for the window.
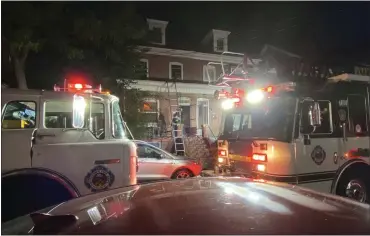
[44,100,105,139]
[112,100,126,139]
[140,98,160,138]
[140,59,149,78]
[137,144,162,159]
[2,101,36,129]
[311,101,333,135]
[169,62,183,80]
[141,98,159,124]
[348,95,368,135]
[197,98,209,129]
[224,114,242,133]
[216,38,224,51]
[203,65,216,82]
[148,27,162,44]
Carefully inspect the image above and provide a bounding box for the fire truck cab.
[1,82,138,222]
[216,73,370,204]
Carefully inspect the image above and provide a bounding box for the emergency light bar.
[54,83,103,94]
[219,81,297,110]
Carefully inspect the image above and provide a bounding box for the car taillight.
[218,150,227,157]
[252,153,267,162]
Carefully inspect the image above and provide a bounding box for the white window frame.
[142,98,159,127]
[216,38,225,52]
[140,59,149,78]
[196,98,210,134]
[178,97,191,106]
[203,65,216,82]
[169,62,184,80]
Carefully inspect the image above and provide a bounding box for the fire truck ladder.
[205,51,257,87]
[166,80,185,156]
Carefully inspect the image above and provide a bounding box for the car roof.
[6,177,370,235]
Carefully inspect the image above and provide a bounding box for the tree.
[3,2,154,138]
[2,2,44,89]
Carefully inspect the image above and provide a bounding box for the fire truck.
[1,81,138,222]
[207,51,370,204]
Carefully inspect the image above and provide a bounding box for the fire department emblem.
[84,165,115,192]
[311,145,326,165]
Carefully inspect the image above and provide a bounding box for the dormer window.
[216,38,224,51]
[148,27,162,44]
[147,19,168,46]
[212,29,230,53]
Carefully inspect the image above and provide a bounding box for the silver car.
[134,140,202,182]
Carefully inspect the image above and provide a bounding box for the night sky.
[136,2,370,64]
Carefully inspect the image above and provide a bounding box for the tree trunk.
[14,58,28,89]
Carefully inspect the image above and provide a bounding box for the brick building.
[132,18,262,143]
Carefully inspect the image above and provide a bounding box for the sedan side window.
[137,144,162,159]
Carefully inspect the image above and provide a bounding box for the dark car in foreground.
[3,177,370,235]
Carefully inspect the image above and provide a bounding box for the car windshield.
[221,97,296,142]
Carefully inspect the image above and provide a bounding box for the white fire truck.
[214,73,370,204]
[1,82,138,222]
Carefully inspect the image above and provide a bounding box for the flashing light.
[54,82,103,94]
[221,99,235,110]
[246,89,264,104]
[256,164,266,172]
[74,83,83,90]
[266,86,273,93]
[218,150,227,157]
[252,153,267,162]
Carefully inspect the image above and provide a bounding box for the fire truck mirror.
[72,95,86,128]
[311,102,322,127]
[300,100,320,135]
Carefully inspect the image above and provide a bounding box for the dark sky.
[136,2,370,63]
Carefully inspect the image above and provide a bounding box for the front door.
[180,105,190,134]
[1,94,40,173]
[196,98,209,135]
[295,100,342,193]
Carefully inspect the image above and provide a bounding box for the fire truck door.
[30,96,125,195]
[1,94,41,173]
[339,95,370,165]
[295,100,341,193]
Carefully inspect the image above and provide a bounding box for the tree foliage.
[2,2,148,88]
[2,2,154,138]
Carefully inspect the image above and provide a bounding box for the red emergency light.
[54,82,103,94]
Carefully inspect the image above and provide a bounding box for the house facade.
[132,19,260,142]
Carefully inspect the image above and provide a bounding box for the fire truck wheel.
[336,165,370,204]
[2,174,75,223]
[172,169,194,179]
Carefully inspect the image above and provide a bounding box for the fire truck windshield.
[221,97,296,142]
[112,100,126,139]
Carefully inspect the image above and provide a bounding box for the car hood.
[3,177,370,235]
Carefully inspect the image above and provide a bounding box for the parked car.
[3,177,370,235]
[134,140,202,182]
